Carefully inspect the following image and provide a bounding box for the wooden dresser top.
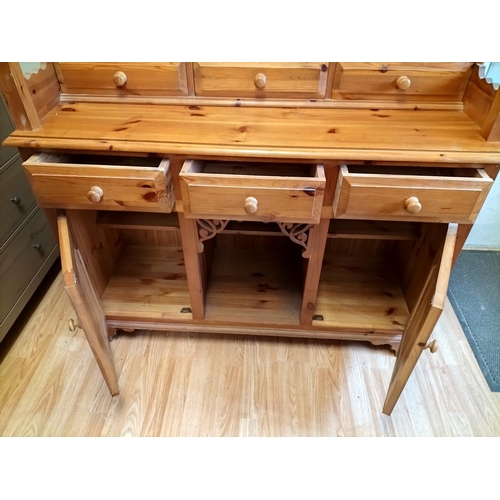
[3,101,500,164]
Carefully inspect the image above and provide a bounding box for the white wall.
[465,177,500,249]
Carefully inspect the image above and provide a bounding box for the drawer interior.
[185,161,320,179]
[345,164,487,179]
[26,153,163,169]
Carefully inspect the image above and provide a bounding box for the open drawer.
[333,165,493,223]
[23,153,174,212]
[180,160,326,223]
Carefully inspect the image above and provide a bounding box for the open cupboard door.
[57,212,119,396]
[383,223,458,415]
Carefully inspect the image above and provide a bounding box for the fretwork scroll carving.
[276,222,313,258]
[196,219,229,253]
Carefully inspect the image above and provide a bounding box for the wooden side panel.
[66,210,124,299]
[0,63,39,130]
[26,63,61,121]
[0,63,60,130]
[481,91,500,142]
[58,212,119,396]
[463,65,500,142]
[383,223,457,414]
[394,223,448,313]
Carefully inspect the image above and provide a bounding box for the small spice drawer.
[334,63,472,101]
[193,63,329,98]
[57,63,188,96]
[180,160,326,223]
[333,164,493,223]
[23,153,174,213]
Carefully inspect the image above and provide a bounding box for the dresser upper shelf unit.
[1,62,499,146]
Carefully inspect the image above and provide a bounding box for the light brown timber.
[57,213,119,396]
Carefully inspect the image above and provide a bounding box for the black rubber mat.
[448,250,500,392]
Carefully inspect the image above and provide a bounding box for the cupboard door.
[58,212,119,396]
[383,223,457,414]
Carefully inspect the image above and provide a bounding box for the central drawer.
[180,160,326,223]
[193,63,329,98]
[23,153,174,213]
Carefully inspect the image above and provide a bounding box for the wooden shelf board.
[204,248,302,326]
[102,245,192,321]
[328,219,420,240]
[314,255,410,333]
[6,102,500,163]
[96,211,180,230]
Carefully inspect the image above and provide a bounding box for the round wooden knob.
[113,71,127,87]
[405,196,422,214]
[68,319,81,332]
[426,339,438,353]
[254,73,267,89]
[87,186,104,203]
[244,196,258,214]
[396,75,411,90]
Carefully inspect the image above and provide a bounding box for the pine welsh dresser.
[1,62,499,414]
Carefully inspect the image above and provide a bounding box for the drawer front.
[334,63,473,101]
[1,154,38,247]
[23,154,174,213]
[57,63,188,96]
[180,160,326,223]
[0,208,57,323]
[333,165,493,223]
[194,63,329,98]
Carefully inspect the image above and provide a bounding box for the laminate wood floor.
[1,263,499,437]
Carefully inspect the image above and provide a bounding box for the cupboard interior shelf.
[99,221,419,335]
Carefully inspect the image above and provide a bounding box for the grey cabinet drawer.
[0,154,38,248]
[0,208,57,323]
[0,95,17,168]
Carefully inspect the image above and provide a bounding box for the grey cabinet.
[0,94,59,342]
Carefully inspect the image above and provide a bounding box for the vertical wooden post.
[300,218,330,325]
[178,213,206,319]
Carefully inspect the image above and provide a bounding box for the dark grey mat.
[448,250,500,392]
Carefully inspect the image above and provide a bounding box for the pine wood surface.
[313,254,409,334]
[57,63,189,96]
[193,62,328,98]
[333,165,493,223]
[101,245,192,322]
[4,103,500,163]
[1,265,499,437]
